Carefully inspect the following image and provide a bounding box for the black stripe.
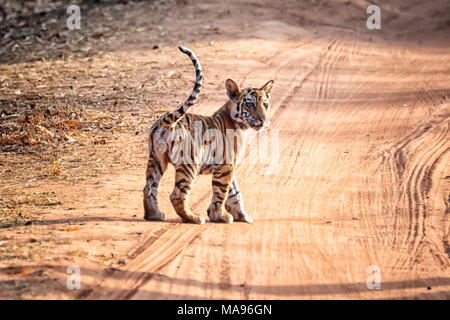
[212,180,229,190]
[228,190,240,199]
[181,164,195,180]
[149,125,158,155]
[154,160,162,175]
[216,170,232,178]
[175,178,188,189]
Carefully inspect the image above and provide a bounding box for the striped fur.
[143,46,274,224]
[161,45,203,128]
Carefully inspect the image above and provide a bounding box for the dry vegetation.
[0,0,173,63]
[0,0,184,229]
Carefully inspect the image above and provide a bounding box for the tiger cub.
[143,45,274,224]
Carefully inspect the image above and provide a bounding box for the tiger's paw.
[182,215,205,224]
[144,211,165,221]
[195,215,206,225]
[236,213,253,223]
[219,213,234,224]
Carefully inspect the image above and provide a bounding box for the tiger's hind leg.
[225,178,253,223]
[170,165,205,224]
[207,165,234,224]
[143,152,167,221]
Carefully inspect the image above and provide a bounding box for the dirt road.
[1,0,449,299]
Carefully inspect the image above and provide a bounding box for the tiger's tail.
[161,45,203,127]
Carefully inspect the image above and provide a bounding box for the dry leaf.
[60,226,80,232]
[19,268,30,275]
[53,159,60,176]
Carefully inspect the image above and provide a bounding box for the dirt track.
[1,0,449,299]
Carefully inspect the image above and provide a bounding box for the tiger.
[143,45,274,224]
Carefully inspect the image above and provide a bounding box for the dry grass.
[0,0,187,229]
[0,0,170,64]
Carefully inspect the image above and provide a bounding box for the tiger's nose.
[260,119,266,125]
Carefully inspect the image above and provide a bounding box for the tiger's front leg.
[207,165,234,223]
[225,178,253,223]
[170,165,205,224]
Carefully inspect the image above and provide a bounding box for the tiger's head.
[225,79,274,131]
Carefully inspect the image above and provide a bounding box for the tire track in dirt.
[90,223,204,299]
[373,46,450,275]
[269,40,346,191]
[389,110,450,272]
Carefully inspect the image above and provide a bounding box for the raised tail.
[162,45,203,127]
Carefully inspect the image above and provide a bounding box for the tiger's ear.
[260,80,274,96]
[225,79,241,101]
